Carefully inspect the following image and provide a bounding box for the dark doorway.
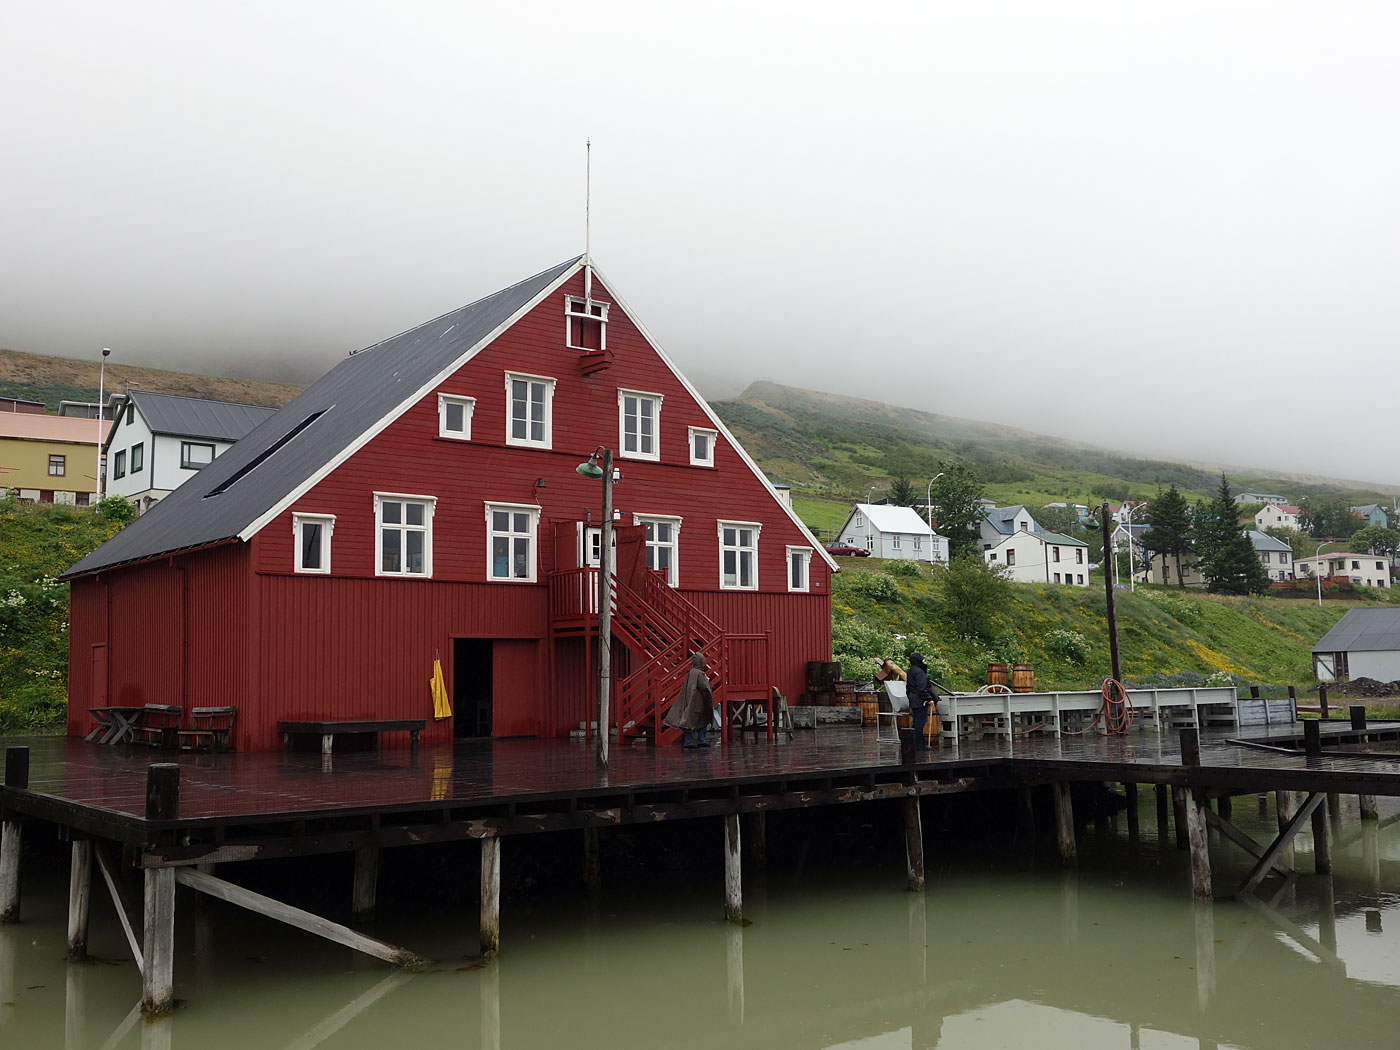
[453,638,493,738]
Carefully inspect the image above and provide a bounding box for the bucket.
[859,698,879,726]
[1011,664,1035,693]
[987,662,1009,689]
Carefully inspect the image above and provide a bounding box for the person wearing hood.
[663,652,715,749]
[906,652,937,748]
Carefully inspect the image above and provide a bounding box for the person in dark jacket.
[663,652,715,749]
[906,652,937,748]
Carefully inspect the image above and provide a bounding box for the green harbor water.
[2,792,1399,1049]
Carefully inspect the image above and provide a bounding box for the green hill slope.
[830,558,1350,694]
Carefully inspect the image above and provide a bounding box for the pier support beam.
[1359,794,1379,821]
[1311,798,1332,875]
[67,840,93,960]
[724,812,742,924]
[1,746,29,925]
[1239,792,1324,898]
[1154,785,1169,841]
[1052,782,1076,867]
[480,836,501,956]
[1184,788,1212,902]
[1216,794,1232,821]
[352,847,378,921]
[1172,787,1188,851]
[904,796,925,891]
[1275,790,1296,868]
[141,867,176,1015]
[582,828,601,892]
[1123,782,1139,839]
[745,812,767,869]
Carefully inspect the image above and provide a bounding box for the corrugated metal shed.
[62,257,581,578]
[128,390,278,441]
[1312,608,1400,653]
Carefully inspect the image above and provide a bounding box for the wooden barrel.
[859,698,879,726]
[987,662,1009,689]
[1011,664,1035,693]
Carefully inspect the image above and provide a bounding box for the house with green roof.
[982,527,1091,586]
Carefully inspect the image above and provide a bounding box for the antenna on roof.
[583,138,593,305]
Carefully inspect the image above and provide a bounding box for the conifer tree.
[887,475,918,508]
[1193,475,1271,595]
[1141,485,1193,588]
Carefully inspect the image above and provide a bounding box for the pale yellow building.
[0,413,111,504]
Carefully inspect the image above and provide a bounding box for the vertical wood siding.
[680,590,833,707]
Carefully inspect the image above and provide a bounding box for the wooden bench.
[177,706,237,752]
[136,704,183,749]
[279,719,425,755]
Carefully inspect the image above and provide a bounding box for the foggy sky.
[3,2,1398,487]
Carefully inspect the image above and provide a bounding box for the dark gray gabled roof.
[1313,608,1400,654]
[128,390,279,442]
[983,505,1042,536]
[64,257,581,579]
[1246,530,1292,553]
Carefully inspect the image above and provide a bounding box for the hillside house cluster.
[1293,552,1392,590]
[835,503,949,563]
[63,258,835,752]
[1146,530,1295,586]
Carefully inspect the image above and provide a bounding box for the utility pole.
[1098,502,1122,685]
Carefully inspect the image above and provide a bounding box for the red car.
[825,542,871,557]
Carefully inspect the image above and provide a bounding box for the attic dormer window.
[566,296,608,351]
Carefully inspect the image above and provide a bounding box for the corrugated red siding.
[68,266,832,749]
[65,577,107,736]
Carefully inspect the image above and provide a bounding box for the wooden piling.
[1276,790,1295,868]
[724,812,743,924]
[1193,901,1216,1010]
[1172,787,1189,851]
[1124,782,1139,838]
[1359,794,1379,821]
[1318,683,1328,719]
[904,796,925,891]
[1311,796,1332,875]
[480,836,501,956]
[582,827,602,891]
[351,847,378,921]
[1217,794,1232,820]
[1303,719,1321,757]
[67,840,93,961]
[1018,785,1036,835]
[1154,784,1169,837]
[1328,792,1341,823]
[1317,877,1337,955]
[141,866,176,1015]
[145,764,180,823]
[0,746,28,925]
[1052,782,1076,867]
[1185,788,1212,902]
[745,812,767,869]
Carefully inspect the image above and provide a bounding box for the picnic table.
[279,719,425,755]
[85,706,148,745]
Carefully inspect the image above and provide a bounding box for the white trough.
[931,686,1241,743]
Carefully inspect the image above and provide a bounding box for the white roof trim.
[588,263,838,572]
[237,261,585,542]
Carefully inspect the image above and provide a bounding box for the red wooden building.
[62,257,836,751]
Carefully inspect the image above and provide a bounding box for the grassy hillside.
[712,382,1399,533]
[0,499,127,733]
[830,557,1355,694]
[0,347,303,410]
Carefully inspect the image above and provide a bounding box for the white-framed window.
[787,545,812,592]
[581,525,616,568]
[1261,552,1271,564]
[718,521,760,590]
[855,512,864,527]
[181,442,215,469]
[1052,547,1061,563]
[565,295,608,351]
[689,427,717,467]
[1075,548,1084,564]
[618,389,663,461]
[375,493,436,577]
[504,372,555,448]
[891,534,901,550]
[636,514,682,586]
[293,513,335,574]
[912,536,922,552]
[486,502,541,582]
[438,393,475,440]
[1054,573,1061,583]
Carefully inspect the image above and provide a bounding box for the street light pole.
[96,348,111,502]
[577,447,614,770]
[1124,501,1141,592]
[926,472,944,566]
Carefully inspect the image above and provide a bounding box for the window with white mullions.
[438,393,475,440]
[718,521,760,590]
[293,513,334,574]
[636,515,681,586]
[505,373,555,448]
[487,503,540,582]
[375,494,435,577]
[565,295,608,351]
[787,546,812,592]
[689,427,716,467]
[618,389,662,460]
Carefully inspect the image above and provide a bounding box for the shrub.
[96,494,137,524]
[850,572,901,602]
[883,560,921,578]
[1137,589,1203,625]
[934,552,1010,640]
[1045,628,1090,665]
[830,619,952,683]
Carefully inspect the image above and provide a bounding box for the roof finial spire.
[584,138,593,304]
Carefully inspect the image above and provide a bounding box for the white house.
[1144,530,1293,586]
[837,503,949,563]
[1312,608,1400,682]
[1254,503,1301,531]
[979,505,1042,549]
[1238,491,1288,505]
[1293,551,1392,589]
[103,390,278,512]
[983,530,1090,586]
